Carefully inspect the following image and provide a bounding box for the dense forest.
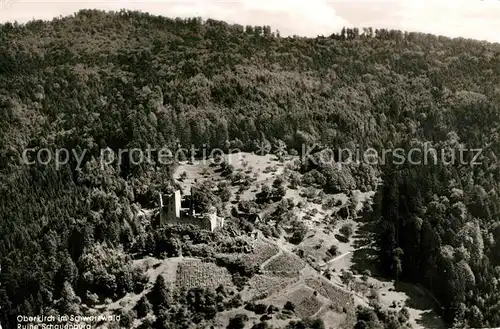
[2,9,500,328]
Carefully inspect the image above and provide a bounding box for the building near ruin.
[158,187,224,231]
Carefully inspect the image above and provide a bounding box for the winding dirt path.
[260,248,283,269]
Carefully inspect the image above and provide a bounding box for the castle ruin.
[158,187,224,231]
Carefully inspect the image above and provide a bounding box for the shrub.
[267,304,280,314]
[340,223,354,239]
[135,296,152,318]
[227,314,248,329]
[327,244,339,257]
[252,322,270,329]
[254,303,268,314]
[260,314,272,321]
[289,223,308,245]
[284,301,295,312]
[398,307,410,323]
[119,309,135,328]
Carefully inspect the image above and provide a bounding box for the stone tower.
[159,190,181,223]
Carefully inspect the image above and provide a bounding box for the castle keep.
[158,187,224,231]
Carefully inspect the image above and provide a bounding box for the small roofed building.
[231,206,261,224]
[239,212,261,224]
[158,187,224,231]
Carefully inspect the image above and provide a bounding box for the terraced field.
[247,274,298,299]
[263,251,306,276]
[176,260,234,290]
[305,277,354,312]
[286,287,323,318]
[242,238,280,266]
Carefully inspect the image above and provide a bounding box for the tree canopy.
[2,9,500,328]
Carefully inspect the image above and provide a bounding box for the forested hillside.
[2,9,500,328]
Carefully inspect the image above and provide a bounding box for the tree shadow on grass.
[349,213,446,328]
[416,310,446,329]
[349,220,381,276]
[335,234,349,243]
[352,221,377,248]
[350,246,382,278]
[351,234,374,249]
[395,282,447,329]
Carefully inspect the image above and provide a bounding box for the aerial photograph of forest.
[2,2,500,328]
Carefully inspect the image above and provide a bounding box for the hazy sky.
[1,0,500,43]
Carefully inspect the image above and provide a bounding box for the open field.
[176,260,235,290]
[292,293,323,318]
[244,274,299,300]
[173,152,296,202]
[242,238,280,266]
[263,251,306,276]
[305,277,354,313]
[265,285,323,319]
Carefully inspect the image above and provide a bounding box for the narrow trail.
[311,304,326,318]
[260,248,283,269]
[325,251,352,265]
[319,245,371,269]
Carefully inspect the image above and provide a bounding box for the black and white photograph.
[1,1,500,328]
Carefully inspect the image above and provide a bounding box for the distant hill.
[1,9,500,328]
